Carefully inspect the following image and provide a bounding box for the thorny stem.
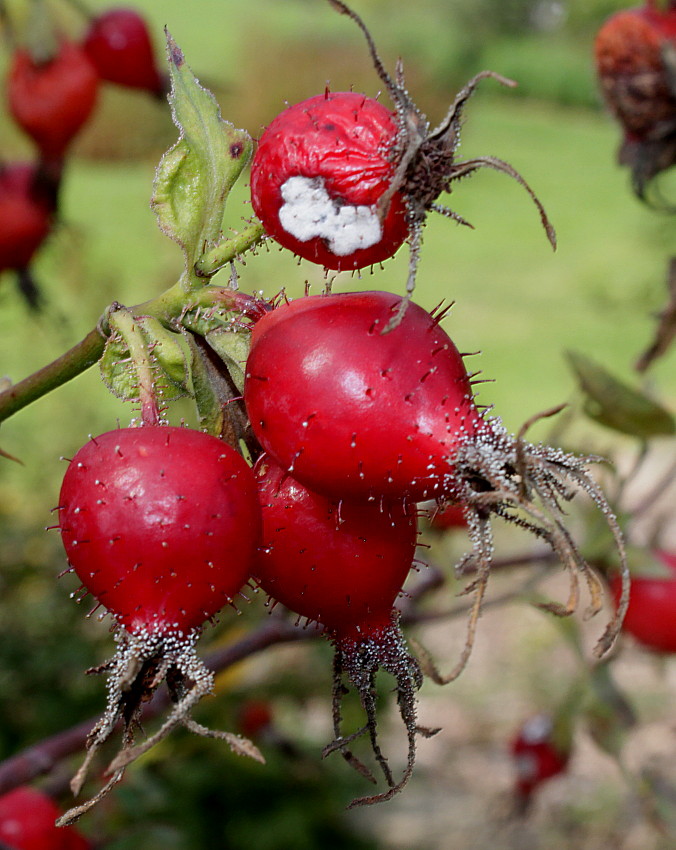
[194,221,267,277]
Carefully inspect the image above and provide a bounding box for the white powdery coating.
[278,176,382,256]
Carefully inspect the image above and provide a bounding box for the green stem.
[0,224,268,428]
[0,325,106,423]
[194,221,266,278]
[0,280,270,427]
[0,284,188,426]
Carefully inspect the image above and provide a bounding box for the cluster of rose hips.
[594,0,676,202]
[27,0,633,829]
[1,3,164,307]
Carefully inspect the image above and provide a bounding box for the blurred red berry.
[83,7,166,97]
[7,41,99,160]
[595,2,676,140]
[237,699,274,740]
[0,786,90,850]
[594,1,676,197]
[510,714,569,804]
[611,549,676,652]
[0,163,52,273]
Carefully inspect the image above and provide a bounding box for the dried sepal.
[322,611,436,808]
[56,627,263,826]
[420,414,630,684]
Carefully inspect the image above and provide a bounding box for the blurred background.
[1,0,676,847]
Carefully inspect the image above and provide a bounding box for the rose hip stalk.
[56,424,262,824]
[245,290,629,676]
[251,0,555,320]
[254,455,431,806]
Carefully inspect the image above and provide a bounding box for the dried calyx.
[424,411,629,683]
[57,627,263,827]
[328,0,556,317]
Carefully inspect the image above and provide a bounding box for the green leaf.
[204,327,250,394]
[100,315,190,404]
[186,332,251,450]
[566,350,675,438]
[186,332,225,437]
[152,32,253,289]
[137,317,190,398]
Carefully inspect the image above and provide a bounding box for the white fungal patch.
[278,176,382,255]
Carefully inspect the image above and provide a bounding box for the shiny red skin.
[0,164,52,272]
[0,786,90,850]
[244,291,487,502]
[429,501,467,531]
[59,426,261,635]
[594,3,676,140]
[250,92,409,270]
[510,717,569,799]
[253,455,417,640]
[612,550,676,652]
[7,42,99,159]
[83,8,164,95]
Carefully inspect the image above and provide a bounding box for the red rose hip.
[245,290,629,679]
[251,92,409,271]
[0,163,52,273]
[611,549,676,653]
[249,0,554,293]
[0,786,91,849]
[594,0,676,198]
[244,290,486,503]
[254,454,417,638]
[253,454,423,805]
[594,1,676,140]
[83,8,165,96]
[59,425,260,633]
[56,425,263,825]
[7,41,99,160]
